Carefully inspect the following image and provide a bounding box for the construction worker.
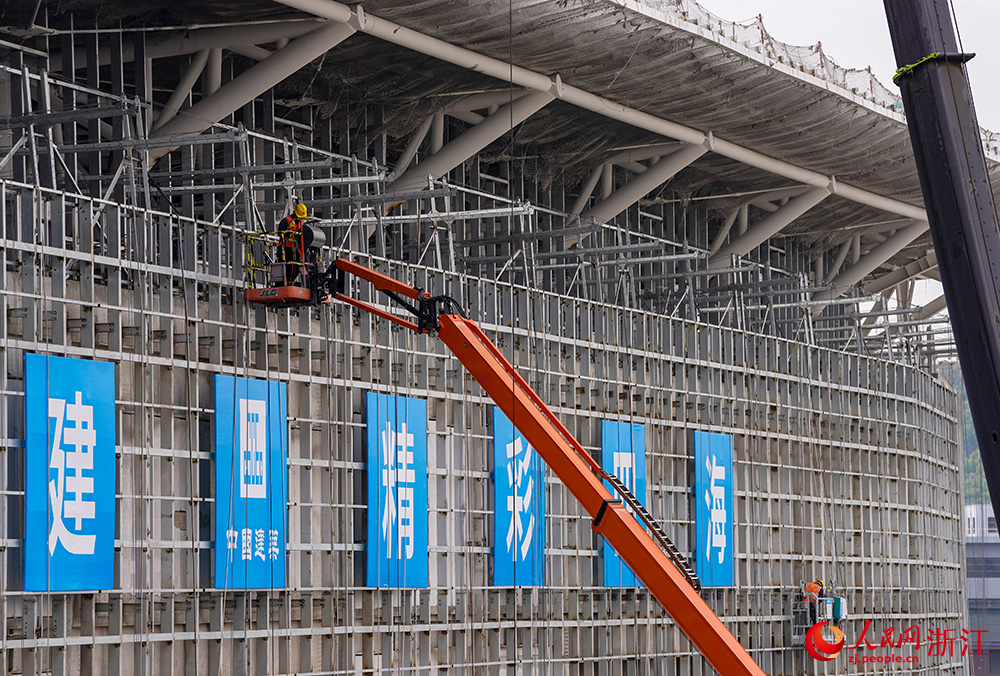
[803,579,825,624]
[274,203,307,285]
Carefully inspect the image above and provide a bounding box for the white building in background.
[967,503,1000,675]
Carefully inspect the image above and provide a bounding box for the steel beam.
[321,205,533,226]
[146,21,325,59]
[861,293,889,338]
[737,202,748,235]
[151,49,210,132]
[394,116,432,175]
[812,219,929,308]
[460,221,600,246]
[228,45,273,61]
[442,90,529,113]
[747,186,811,213]
[206,48,222,95]
[149,22,356,160]
[861,251,937,295]
[824,239,852,283]
[608,142,682,165]
[388,89,555,193]
[708,207,740,255]
[913,293,948,320]
[570,164,605,216]
[579,144,707,226]
[708,187,829,265]
[886,0,1000,512]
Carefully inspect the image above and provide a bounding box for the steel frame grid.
[0,170,966,674]
[0,27,967,673]
[2,57,951,364]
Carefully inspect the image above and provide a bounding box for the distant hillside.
[938,360,988,503]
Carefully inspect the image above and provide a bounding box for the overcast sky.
[696,0,1000,131]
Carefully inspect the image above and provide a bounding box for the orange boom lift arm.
[332,258,766,676]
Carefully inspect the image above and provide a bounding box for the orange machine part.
[243,286,312,306]
[335,258,431,301]
[332,293,421,333]
[436,313,767,676]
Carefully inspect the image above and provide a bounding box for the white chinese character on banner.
[47,393,98,556]
[268,529,280,560]
[255,529,266,560]
[380,422,417,560]
[241,528,252,561]
[505,437,536,561]
[239,399,267,500]
[613,449,635,514]
[227,529,238,550]
[705,453,728,563]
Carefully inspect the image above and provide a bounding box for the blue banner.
[601,421,646,587]
[24,354,117,591]
[492,407,545,586]
[366,393,428,587]
[694,431,734,587]
[214,375,287,589]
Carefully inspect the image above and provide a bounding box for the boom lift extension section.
[333,258,766,676]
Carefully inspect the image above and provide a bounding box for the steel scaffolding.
[0,25,966,676]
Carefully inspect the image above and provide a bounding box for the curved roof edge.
[615,0,1000,161]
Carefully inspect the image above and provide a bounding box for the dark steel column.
[884,1,1000,508]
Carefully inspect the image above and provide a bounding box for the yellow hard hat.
[816,579,824,587]
[294,203,307,218]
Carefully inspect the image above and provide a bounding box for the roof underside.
[6,0,1000,275]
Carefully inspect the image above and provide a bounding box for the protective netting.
[637,0,1000,157]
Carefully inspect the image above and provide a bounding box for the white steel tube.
[709,187,830,264]
[581,145,707,225]
[395,116,433,176]
[862,251,937,295]
[228,45,273,61]
[431,113,444,154]
[813,219,930,308]
[708,207,741,256]
[601,162,614,200]
[206,48,222,95]
[151,49,210,132]
[748,186,811,212]
[608,142,682,164]
[824,239,853,284]
[389,90,555,193]
[442,90,529,113]
[149,22,356,160]
[570,164,604,216]
[147,21,325,59]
